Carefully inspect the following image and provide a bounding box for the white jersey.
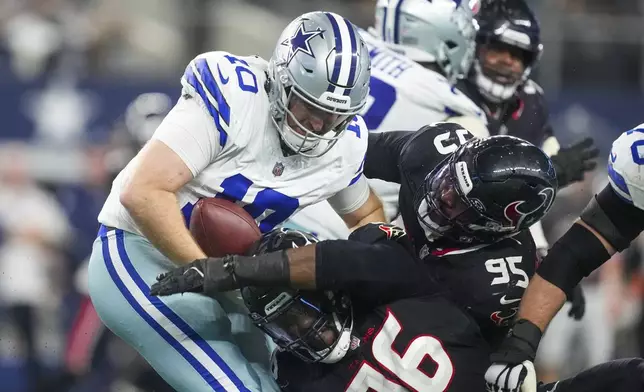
[608,124,644,210]
[99,51,370,236]
[359,29,486,133]
[285,30,487,239]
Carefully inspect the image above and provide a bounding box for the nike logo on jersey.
[499,295,521,305]
[546,381,560,392]
[610,151,617,163]
[217,64,229,85]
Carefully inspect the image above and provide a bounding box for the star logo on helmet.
[281,22,325,65]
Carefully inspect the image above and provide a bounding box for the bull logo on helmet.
[503,187,555,228]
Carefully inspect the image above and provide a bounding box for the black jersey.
[364,124,539,347]
[457,79,553,147]
[364,123,475,258]
[275,294,491,392]
[423,230,537,348]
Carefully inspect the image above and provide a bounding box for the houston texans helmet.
[415,134,557,245]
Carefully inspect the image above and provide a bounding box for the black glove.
[490,319,542,365]
[566,284,586,320]
[149,250,290,297]
[485,319,543,392]
[550,137,599,188]
[149,256,239,296]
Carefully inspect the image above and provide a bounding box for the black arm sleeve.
[536,223,611,295]
[315,239,429,303]
[364,131,414,184]
[590,184,644,247]
[537,185,644,293]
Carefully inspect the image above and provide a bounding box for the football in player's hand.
[189,198,261,257]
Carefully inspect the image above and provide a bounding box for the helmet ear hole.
[445,40,458,50]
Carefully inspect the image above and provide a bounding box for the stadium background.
[0,0,643,391]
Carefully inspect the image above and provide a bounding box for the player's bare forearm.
[518,220,615,332]
[343,189,386,229]
[517,273,567,332]
[350,205,386,231]
[120,139,207,265]
[122,189,206,264]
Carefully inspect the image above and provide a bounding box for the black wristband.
[490,319,542,364]
[511,319,542,350]
[232,251,290,287]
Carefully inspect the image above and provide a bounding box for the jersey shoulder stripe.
[182,52,240,148]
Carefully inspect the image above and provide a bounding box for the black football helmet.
[471,0,542,102]
[241,228,353,364]
[415,135,557,245]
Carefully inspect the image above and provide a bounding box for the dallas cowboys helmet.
[471,0,543,102]
[415,133,557,245]
[374,0,478,84]
[608,125,644,210]
[242,228,354,364]
[268,12,370,157]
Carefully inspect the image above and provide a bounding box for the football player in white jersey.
[284,0,488,240]
[87,11,384,392]
[486,125,644,392]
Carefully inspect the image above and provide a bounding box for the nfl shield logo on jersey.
[272,162,285,177]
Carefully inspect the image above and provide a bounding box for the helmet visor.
[416,160,495,242]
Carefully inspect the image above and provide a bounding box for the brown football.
[189,197,261,257]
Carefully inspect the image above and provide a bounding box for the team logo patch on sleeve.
[378,224,407,240]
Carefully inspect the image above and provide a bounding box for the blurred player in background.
[285,0,486,240]
[457,0,599,255]
[460,0,598,192]
[103,92,174,184]
[87,11,383,392]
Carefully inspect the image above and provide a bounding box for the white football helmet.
[608,124,644,210]
[374,0,478,84]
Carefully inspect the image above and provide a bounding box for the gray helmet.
[374,0,477,84]
[268,11,370,157]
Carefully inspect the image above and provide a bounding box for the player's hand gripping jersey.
[98,51,369,236]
